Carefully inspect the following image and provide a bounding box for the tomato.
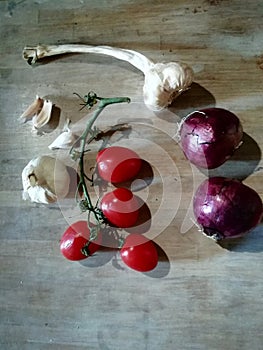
[120,234,158,272]
[96,146,142,183]
[100,188,139,228]
[60,221,102,261]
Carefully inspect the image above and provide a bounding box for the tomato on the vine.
[120,233,158,272]
[100,188,140,228]
[96,146,142,183]
[60,221,102,261]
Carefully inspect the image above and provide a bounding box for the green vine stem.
[70,92,130,236]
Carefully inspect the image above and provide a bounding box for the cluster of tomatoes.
[60,146,158,272]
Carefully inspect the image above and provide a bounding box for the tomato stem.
[81,242,91,257]
[70,92,130,228]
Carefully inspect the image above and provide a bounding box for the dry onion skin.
[22,44,194,111]
[193,177,263,241]
[179,108,243,169]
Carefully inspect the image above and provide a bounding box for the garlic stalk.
[22,44,194,111]
[22,155,70,204]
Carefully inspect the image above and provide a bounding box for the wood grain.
[0,1,262,349]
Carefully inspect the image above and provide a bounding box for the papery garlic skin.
[22,44,194,111]
[143,62,194,111]
[22,156,70,204]
[48,130,78,150]
[48,120,78,150]
[23,184,57,204]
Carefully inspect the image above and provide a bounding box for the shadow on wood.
[159,82,216,122]
[143,242,170,278]
[198,133,262,180]
[218,222,263,253]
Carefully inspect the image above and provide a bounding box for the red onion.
[193,177,263,241]
[179,108,243,169]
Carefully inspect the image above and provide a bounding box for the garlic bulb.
[143,62,193,111]
[22,44,194,111]
[19,95,53,131]
[22,155,70,204]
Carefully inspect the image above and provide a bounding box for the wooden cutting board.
[0,1,262,349]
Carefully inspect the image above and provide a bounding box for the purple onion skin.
[180,108,243,169]
[193,177,263,240]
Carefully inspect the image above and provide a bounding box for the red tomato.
[96,146,142,183]
[120,234,158,272]
[60,221,102,261]
[100,188,139,228]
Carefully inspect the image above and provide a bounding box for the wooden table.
[1,1,262,349]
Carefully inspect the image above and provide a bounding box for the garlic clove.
[22,155,70,204]
[48,119,78,150]
[19,95,54,131]
[32,99,53,129]
[19,95,44,123]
